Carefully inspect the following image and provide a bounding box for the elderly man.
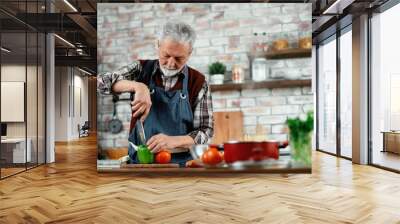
[98,21,214,166]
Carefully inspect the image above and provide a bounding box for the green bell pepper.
[137,145,153,164]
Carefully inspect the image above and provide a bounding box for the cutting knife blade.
[136,119,146,145]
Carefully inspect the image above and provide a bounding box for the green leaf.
[286,111,314,139]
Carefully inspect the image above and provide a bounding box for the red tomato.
[155,151,171,164]
[201,151,209,164]
[209,146,218,152]
[202,148,223,165]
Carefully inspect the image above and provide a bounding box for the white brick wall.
[241,88,271,97]
[258,115,287,125]
[272,87,302,96]
[212,86,313,140]
[98,3,311,76]
[271,105,301,115]
[257,96,287,106]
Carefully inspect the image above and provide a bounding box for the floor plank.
[372,151,400,171]
[0,134,399,223]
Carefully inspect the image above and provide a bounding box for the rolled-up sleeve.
[187,82,214,144]
[97,61,142,94]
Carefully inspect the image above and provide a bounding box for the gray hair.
[158,21,196,49]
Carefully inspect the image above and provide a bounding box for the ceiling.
[0,0,395,74]
[311,0,390,42]
[0,0,97,74]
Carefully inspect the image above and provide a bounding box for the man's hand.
[131,82,152,122]
[147,134,177,153]
[147,134,196,153]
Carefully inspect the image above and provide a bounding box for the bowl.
[105,147,128,159]
[189,144,209,160]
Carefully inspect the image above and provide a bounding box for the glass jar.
[251,32,265,57]
[298,30,312,49]
[251,57,268,82]
[289,132,312,166]
[273,33,289,51]
[232,64,244,83]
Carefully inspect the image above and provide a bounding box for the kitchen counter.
[97,155,311,174]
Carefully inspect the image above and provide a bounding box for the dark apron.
[128,60,194,167]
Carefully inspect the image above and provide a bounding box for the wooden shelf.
[210,79,311,92]
[265,48,311,59]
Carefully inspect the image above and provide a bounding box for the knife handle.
[130,93,144,120]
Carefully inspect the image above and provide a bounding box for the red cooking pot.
[223,140,288,164]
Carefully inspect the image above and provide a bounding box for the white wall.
[1,65,26,141]
[72,72,89,138]
[1,63,46,164]
[1,65,38,137]
[54,67,89,141]
[55,66,68,141]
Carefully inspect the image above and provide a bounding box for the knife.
[136,119,146,145]
[130,93,146,145]
[131,92,147,145]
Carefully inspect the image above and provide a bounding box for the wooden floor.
[1,135,400,223]
[372,150,400,171]
[1,167,26,178]
[1,163,46,178]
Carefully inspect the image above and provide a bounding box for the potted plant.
[208,61,226,85]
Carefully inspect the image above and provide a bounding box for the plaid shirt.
[97,60,214,144]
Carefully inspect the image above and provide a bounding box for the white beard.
[160,66,181,77]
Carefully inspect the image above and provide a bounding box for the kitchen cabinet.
[382,131,400,154]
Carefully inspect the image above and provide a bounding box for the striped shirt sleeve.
[187,81,214,144]
[97,61,142,94]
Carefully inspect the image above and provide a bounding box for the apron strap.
[181,65,189,96]
[146,60,158,90]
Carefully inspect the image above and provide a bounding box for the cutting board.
[121,163,180,168]
[212,111,243,145]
